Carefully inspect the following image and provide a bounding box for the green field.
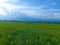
[0,22,60,45]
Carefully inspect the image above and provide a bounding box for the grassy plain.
[0,22,60,45]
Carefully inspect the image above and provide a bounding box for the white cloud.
[0,0,60,20]
[17,9,60,19]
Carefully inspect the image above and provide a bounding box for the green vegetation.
[0,22,60,45]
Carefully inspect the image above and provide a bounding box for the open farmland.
[0,22,60,45]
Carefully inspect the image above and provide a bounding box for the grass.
[0,22,60,45]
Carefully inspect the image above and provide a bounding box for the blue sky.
[0,0,60,21]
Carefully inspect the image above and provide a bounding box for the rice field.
[0,22,60,45]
